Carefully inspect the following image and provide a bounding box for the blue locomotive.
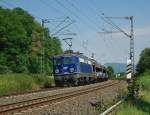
[53,51,108,86]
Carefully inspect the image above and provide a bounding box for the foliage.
[115,101,150,115]
[136,48,150,74]
[137,71,150,91]
[115,90,150,115]
[107,66,114,77]
[0,7,62,74]
[115,72,150,115]
[0,74,54,96]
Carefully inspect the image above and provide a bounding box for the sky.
[0,0,150,65]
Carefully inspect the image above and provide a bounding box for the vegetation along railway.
[0,50,110,99]
[0,80,122,115]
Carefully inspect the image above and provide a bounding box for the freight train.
[52,51,108,86]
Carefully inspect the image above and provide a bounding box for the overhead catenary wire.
[38,0,66,16]
[62,0,110,60]
[85,1,128,63]
[101,16,131,38]
[50,17,70,34]
[54,0,99,32]
[100,17,129,62]
[53,0,112,60]
[51,20,75,36]
[39,0,78,38]
[71,1,117,59]
[1,0,128,64]
[40,0,88,38]
[65,0,102,30]
[86,1,128,52]
[54,0,106,58]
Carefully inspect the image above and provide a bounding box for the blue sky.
[0,0,150,64]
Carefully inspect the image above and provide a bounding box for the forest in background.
[0,7,62,74]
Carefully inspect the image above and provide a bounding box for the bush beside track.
[0,74,54,96]
[114,71,150,115]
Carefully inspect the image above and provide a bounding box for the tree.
[136,48,150,74]
[0,7,62,74]
[0,7,29,73]
[107,66,114,77]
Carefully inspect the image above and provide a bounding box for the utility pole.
[128,16,136,101]
[130,16,134,75]
[100,16,136,101]
[41,19,50,75]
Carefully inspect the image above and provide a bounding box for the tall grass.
[0,74,54,96]
[137,71,150,91]
[115,102,149,115]
[115,90,150,115]
[115,71,150,115]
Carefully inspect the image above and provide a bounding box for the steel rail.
[0,80,122,115]
[0,87,62,99]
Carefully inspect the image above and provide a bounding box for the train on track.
[53,50,108,86]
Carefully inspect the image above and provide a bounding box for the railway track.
[0,80,122,115]
[0,87,62,99]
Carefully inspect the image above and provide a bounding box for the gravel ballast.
[10,80,127,115]
[0,80,115,105]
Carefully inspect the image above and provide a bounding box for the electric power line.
[65,0,102,30]
[86,1,129,63]
[55,0,99,32]
[39,0,66,16]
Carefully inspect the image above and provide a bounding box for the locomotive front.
[53,55,79,86]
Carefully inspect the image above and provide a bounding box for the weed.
[0,74,54,96]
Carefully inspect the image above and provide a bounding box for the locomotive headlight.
[55,69,59,73]
[69,67,74,72]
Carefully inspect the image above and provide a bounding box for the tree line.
[136,48,150,74]
[0,7,62,74]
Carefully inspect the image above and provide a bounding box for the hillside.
[105,63,126,73]
[0,7,62,74]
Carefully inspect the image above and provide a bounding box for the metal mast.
[41,19,50,75]
[101,16,134,75]
[100,16,135,100]
[130,16,134,75]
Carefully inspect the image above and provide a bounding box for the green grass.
[110,76,126,80]
[137,71,150,91]
[115,91,150,115]
[0,74,54,96]
[115,102,149,115]
[115,72,150,115]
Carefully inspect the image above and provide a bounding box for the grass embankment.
[0,74,54,96]
[115,72,150,115]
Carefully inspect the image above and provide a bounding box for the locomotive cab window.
[63,57,73,64]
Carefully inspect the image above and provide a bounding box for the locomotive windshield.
[63,57,73,64]
[54,56,74,65]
